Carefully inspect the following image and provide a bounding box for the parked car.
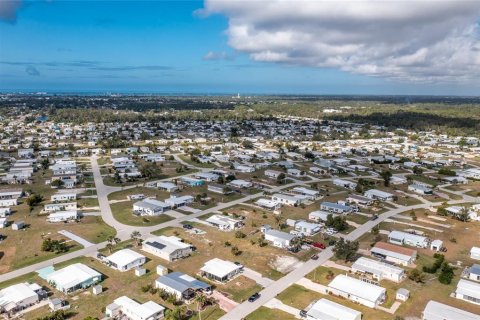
[248,293,260,302]
[312,242,326,249]
[371,214,379,221]
[183,224,193,230]
[311,254,319,260]
[299,310,307,318]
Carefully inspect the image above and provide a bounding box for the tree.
[438,262,455,284]
[408,269,426,283]
[41,238,69,254]
[26,193,43,207]
[276,173,286,184]
[325,214,348,232]
[231,245,241,256]
[139,162,163,179]
[379,170,392,187]
[332,238,359,262]
[456,207,470,222]
[235,231,246,239]
[195,294,207,320]
[165,306,188,320]
[106,243,114,254]
[130,230,142,246]
[51,179,64,188]
[41,158,50,170]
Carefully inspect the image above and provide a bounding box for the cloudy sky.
[1,0,479,95]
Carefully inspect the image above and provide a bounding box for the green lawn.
[277,284,323,310]
[110,201,174,226]
[247,307,297,320]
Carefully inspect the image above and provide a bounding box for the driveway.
[58,230,94,248]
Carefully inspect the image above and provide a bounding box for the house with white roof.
[255,198,280,211]
[0,282,43,314]
[305,298,362,320]
[422,300,480,320]
[51,193,76,202]
[454,279,480,305]
[408,184,433,195]
[332,178,357,190]
[200,258,243,282]
[105,249,146,272]
[46,263,102,293]
[264,169,283,179]
[291,187,320,200]
[472,247,480,260]
[263,227,296,249]
[156,182,178,193]
[327,274,386,308]
[310,207,339,220]
[106,296,165,320]
[371,242,417,266]
[44,202,77,212]
[164,195,194,208]
[294,220,322,236]
[272,193,303,206]
[346,194,373,207]
[205,214,243,231]
[351,257,406,282]
[133,199,170,216]
[388,230,429,248]
[142,236,192,261]
[227,179,253,189]
[364,189,395,201]
[47,210,78,223]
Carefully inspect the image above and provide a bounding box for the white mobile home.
[263,228,296,249]
[371,242,417,267]
[200,258,243,282]
[46,263,102,293]
[305,298,362,320]
[388,230,429,248]
[0,282,43,314]
[47,210,78,223]
[364,189,395,201]
[327,275,386,308]
[422,300,480,320]
[205,214,242,231]
[351,257,406,282]
[51,193,76,202]
[142,236,192,261]
[105,296,165,320]
[454,279,480,305]
[105,249,146,272]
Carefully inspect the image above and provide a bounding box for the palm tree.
[106,243,114,254]
[195,294,207,320]
[130,231,142,246]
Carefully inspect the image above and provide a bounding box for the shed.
[396,288,410,301]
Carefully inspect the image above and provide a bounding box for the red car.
[312,242,326,249]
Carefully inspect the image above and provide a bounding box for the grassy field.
[108,186,171,201]
[277,284,323,310]
[110,201,174,226]
[247,307,297,320]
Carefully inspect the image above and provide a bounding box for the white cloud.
[200,0,480,82]
[202,51,235,61]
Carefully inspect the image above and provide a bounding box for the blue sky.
[0,0,479,95]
